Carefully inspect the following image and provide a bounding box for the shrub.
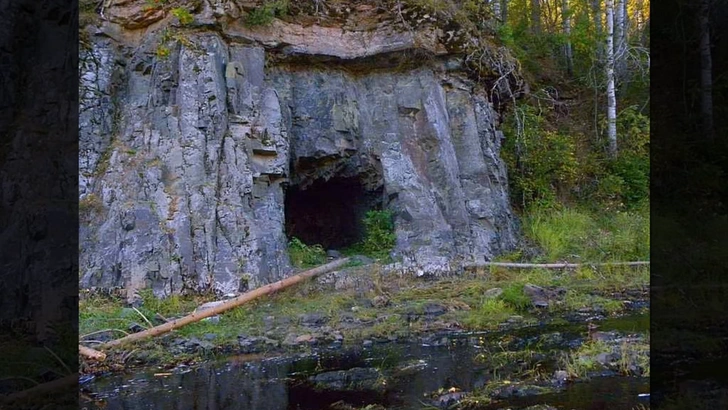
[357,210,396,260]
[288,237,326,269]
[245,0,289,27]
[502,103,578,210]
[171,7,194,25]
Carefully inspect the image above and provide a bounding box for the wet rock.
[203,315,220,324]
[433,391,467,408]
[596,352,616,365]
[490,383,552,399]
[310,367,383,391]
[237,335,280,353]
[484,287,503,299]
[392,359,428,377]
[421,334,449,347]
[507,315,524,323]
[128,322,144,333]
[299,313,328,326]
[295,334,316,344]
[552,370,569,383]
[590,331,618,342]
[424,303,448,317]
[539,332,564,346]
[283,333,300,347]
[185,337,214,352]
[326,250,342,259]
[362,339,373,348]
[523,284,550,308]
[204,333,217,341]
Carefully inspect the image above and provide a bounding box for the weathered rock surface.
[79,7,520,297]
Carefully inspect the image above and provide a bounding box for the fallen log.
[79,345,106,361]
[468,261,650,269]
[100,257,351,349]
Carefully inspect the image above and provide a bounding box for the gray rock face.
[79,17,520,297]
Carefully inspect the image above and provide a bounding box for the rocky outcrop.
[79,4,520,298]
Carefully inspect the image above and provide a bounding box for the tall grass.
[523,206,649,262]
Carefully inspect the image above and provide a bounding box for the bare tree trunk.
[563,0,573,76]
[492,0,502,23]
[699,0,714,141]
[531,0,541,34]
[502,0,508,23]
[614,0,628,83]
[591,0,603,60]
[605,0,618,156]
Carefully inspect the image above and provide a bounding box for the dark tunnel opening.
[284,177,382,250]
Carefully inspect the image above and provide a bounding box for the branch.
[79,345,107,361]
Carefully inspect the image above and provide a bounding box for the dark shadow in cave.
[285,177,381,250]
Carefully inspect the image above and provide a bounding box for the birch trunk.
[493,0,501,23]
[563,0,573,76]
[699,0,714,141]
[605,0,618,156]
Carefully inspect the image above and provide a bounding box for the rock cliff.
[79,0,521,298]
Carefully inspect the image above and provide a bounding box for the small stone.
[423,303,447,317]
[507,315,524,323]
[326,249,342,259]
[596,352,614,365]
[195,301,226,313]
[202,315,220,323]
[295,334,315,343]
[300,313,328,326]
[283,333,299,346]
[204,333,217,341]
[484,287,503,299]
[372,295,390,307]
[553,370,569,383]
[363,339,373,347]
[128,322,144,333]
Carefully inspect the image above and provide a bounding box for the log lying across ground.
[100,257,351,349]
[469,261,650,269]
[79,344,106,361]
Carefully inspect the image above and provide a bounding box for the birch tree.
[699,0,714,140]
[605,0,618,156]
[563,0,574,76]
[492,0,502,23]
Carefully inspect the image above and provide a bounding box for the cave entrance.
[285,177,380,250]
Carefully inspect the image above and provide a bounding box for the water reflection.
[82,314,649,410]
